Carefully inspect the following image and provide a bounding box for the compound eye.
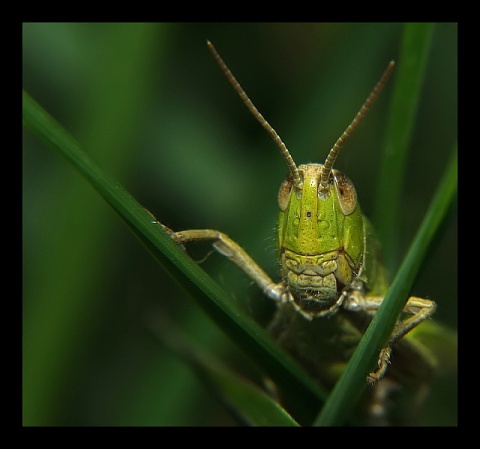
[278,176,293,211]
[333,170,357,215]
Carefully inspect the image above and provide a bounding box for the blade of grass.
[194,354,300,426]
[147,310,299,426]
[314,145,457,426]
[22,91,326,423]
[22,24,162,425]
[374,23,434,271]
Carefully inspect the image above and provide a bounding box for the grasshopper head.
[275,162,365,313]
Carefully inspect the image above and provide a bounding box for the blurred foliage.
[23,23,457,425]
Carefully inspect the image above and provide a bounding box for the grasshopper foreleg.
[169,229,289,303]
[343,292,436,383]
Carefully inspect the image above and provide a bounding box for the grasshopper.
[165,41,437,424]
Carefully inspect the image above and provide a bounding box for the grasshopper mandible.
[164,41,437,421]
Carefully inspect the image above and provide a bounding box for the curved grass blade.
[22,91,326,423]
[147,310,299,426]
[314,145,457,426]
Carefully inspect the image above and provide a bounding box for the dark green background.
[23,23,457,425]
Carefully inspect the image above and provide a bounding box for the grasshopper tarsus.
[367,346,392,384]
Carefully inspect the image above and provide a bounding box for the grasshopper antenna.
[319,60,395,192]
[206,40,302,188]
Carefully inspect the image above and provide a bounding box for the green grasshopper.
[166,41,437,424]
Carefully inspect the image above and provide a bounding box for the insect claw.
[367,346,392,384]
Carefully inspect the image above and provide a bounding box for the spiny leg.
[166,227,288,303]
[343,292,436,383]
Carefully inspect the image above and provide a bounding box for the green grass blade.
[196,356,300,426]
[148,313,299,426]
[314,145,457,426]
[23,90,326,423]
[374,23,434,271]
